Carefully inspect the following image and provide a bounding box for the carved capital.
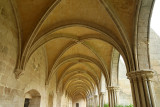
[107,86,119,91]
[14,69,24,79]
[127,70,154,81]
[99,92,105,96]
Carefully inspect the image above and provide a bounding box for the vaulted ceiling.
[12,0,138,100]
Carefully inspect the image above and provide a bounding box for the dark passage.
[76,103,79,107]
[24,98,30,107]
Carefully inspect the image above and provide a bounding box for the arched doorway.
[24,89,41,107]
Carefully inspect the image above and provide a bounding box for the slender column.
[133,76,141,107]
[129,79,136,106]
[99,92,105,107]
[108,90,112,107]
[90,97,93,107]
[86,98,89,107]
[88,98,90,107]
[148,79,156,107]
[127,70,156,107]
[89,98,91,107]
[56,91,62,107]
[115,89,119,105]
[91,97,94,107]
[107,86,119,107]
[86,99,87,107]
[99,94,101,107]
[94,95,98,107]
[87,98,89,107]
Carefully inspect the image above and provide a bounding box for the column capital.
[127,70,154,80]
[99,92,105,95]
[107,86,119,91]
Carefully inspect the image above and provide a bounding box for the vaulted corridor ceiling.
[0,0,156,106]
[11,0,138,100]
[0,0,154,106]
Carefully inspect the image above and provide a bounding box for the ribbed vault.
[42,26,117,99]
[12,0,142,101]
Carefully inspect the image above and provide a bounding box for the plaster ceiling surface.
[36,0,121,41]
[50,26,101,37]
[83,39,113,72]
[59,43,100,61]
[105,0,137,45]
[13,0,138,100]
[15,0,57,47]
[45,38,73,74]
[44,36,113,99]
[57,62,101,83]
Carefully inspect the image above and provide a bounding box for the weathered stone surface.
[0,86,4,95]
[0,0,158,107]
[150,28,160,106]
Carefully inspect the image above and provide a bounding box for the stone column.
[88,98,90,107]
[92,97,95,107]
[99,94,101,107]
[101,93,105,107]
[69,99,72,107]
[89,98,92,107]
[91,97,94,107]
[99,92,105,107]
[107,86,119,107]
[127,70,156,107]
[90,97,92,107]
[86,98,88,107]
[56,91,62,107]
[86,98,89,107]
[94,95,98,107]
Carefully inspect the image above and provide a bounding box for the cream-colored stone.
[0,0,158,107]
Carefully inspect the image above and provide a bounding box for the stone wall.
[72,98,86,107]
[104,90,108,104]
[23,47,48,107]
[118,57,132,105]
[0,0,23,106]
[149,28,160,106]
[0,1,49,106]
[0,87,24,107]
